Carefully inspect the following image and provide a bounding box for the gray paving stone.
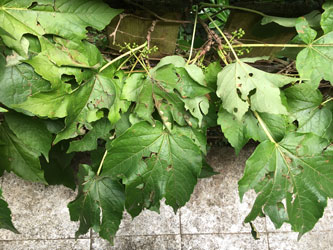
[180,146,266,234]
[0,173,85,240]
[0,239,90,250]
[268,231,333,250]
[92,235,181,250]
[181,233,269,250]
[117,200,180,236]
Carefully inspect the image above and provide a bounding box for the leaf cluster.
[0,0,332,244]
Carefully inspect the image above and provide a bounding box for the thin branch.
[97,150,108,176]
[187,5,198,63]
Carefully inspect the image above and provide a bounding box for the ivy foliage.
[0,0,332,244]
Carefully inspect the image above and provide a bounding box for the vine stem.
[253,111,277,144]
[187,5,199,63]
[204,10,239,60]
[99,42,147,73]
[97,150,108,176]
[322,97,333,106]
[199,3,267,17]
[225,43,333,48]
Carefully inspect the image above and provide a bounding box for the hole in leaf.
[28,2,38,9]
[248,88,257,98]
[233,108,238,113]
[236,89,242,99]
[249,73,253,77]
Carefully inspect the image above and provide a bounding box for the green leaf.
[0,63,51,109]
[261,10,321,28]
[25,37,100,87]
[284,83,332,137]
[295,17,317,44]
[239,133,333,236]
[14,67,127,144]
[0,122,46,183]
[67,118,112,153]
[102,121,202,215]
[205,61,222,92]
[218,108,288,154]
[0,0,122,56]
[122,70,207,129]
[68,164,125,243]
[5,111,52,161]
[0,188,19,233]
[321,0,333,34]
[216,60,293,120]
[295,19,333,87]
[218,107,248,155]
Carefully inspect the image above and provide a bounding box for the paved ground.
[0,145,332,250]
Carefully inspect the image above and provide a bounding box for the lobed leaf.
[216,60,294,120]
[68,164,125,243]
[0,0,122,56]
[102,121,203,216]
[239,133,333,236]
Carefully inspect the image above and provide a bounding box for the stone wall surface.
[1,146,332,250]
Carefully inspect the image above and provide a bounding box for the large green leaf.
[238,133,333,236]
[0,0,122,56]
[284,83,332,137]
[0,122,46,183]
[68,164,125,243]
[14,67,128,144]
[295,18,333,87]
[102,121,202,215]
[5,111,52,161]
[0,62,50,109]
[0,188,19,233]
[216,60,294,120]
[25,37,99,88]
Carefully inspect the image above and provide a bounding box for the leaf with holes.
[68,164,125,243]
[0,0,122,56]
[14,66,128,144]
[238,133,333,236]
[216,60,294,120]
[101,121,202,216]
[284,83,332,137]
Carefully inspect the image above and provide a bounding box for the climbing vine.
[0,0,332,244]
